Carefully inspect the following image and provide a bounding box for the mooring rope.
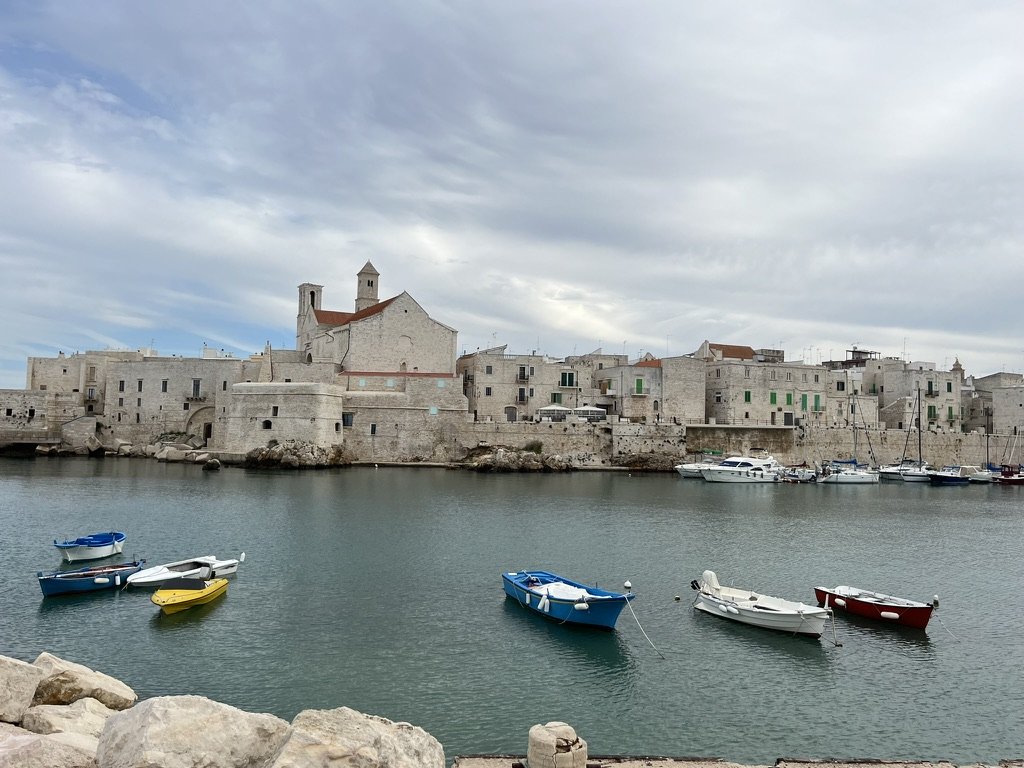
[625,596,665,659]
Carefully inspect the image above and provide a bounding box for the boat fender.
[727,606,739,614]
[690,580,700,591]
[879,611,900,620]
[524,593,530,606]
[719,604,728,612]
[115,574,121,586]
[834,598,846,608]
[94,577,110,585]
[932,595,940,609]
[573,602,590,611]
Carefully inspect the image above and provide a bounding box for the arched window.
[262,420,272,430]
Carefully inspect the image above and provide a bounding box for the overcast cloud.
[1,1,1021,388]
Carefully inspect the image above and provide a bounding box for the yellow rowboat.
[151,577,228,614]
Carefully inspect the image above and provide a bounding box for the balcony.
[516,373,530,382]
[629,388,650,397]
[185,394,207,402]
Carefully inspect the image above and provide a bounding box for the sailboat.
[818,394,879,484]
[901,386,934,482]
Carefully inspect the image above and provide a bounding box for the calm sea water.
[1,457,1022,763]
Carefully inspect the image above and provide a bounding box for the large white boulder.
[21,697,115,739]
[0,656,46,724]
[0,731,97,768]
[32,654,137,711]
[527,721,587,768]
[270,706,444,768]
[96,695,289,768]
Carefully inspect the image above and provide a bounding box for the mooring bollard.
[526,721,587,768]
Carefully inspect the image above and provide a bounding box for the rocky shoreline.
[2,651,1019,768]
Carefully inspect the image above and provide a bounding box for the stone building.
[861,358,962,432]
[696,341,832,427]
[456,347,628,422]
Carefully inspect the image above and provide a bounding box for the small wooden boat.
[151,577,229,614]
[53,531,126,562]
[813,585,938,629]
[127,554,241,588]
[691,570,829,637]
[37,560,146,597]
[502,570,635,629]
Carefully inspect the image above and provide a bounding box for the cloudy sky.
[1,2,1021,389]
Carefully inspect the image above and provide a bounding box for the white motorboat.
[691,570,830,637]
[126,554,242,587]
[817,463,880,484]
[698,455,782,483]
[877,459,924,481]
[900,465,937,482]
[674,460,718,478]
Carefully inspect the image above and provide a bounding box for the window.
[485,365,493,374]
[4,408,11,416]
[744,390,751,403]
[770,370,776,380]
[801,394,808,411]
[137,380,143,392]
[802,373,807,383]
[342,413,354,427]
[183,403,189,410]
[272,406,279,416]
[715,369,721,379]
[814,394,821,411]
[192,379,201,398]
[744,367,751,379]
[335,423,341,432]
[786,372,792,381]
[837,381,846,391]
[927,405,937,420]
[370,423,377,435]
[135,414,140,423]
[634,378,644,394]
[560,371,576,387]
[87,366,96,379]
[927,381,935,395]
[222,381,227,391]
[118,380,125,392]
[136,398,141,407]
[262,420,272,429]
[947,406,954,419]
[118,398,123,407]
[161,380,168,393]
[551,393,562,404]
[529,388,534,397]
[484,387,492,396]
[770,392,777,405]
[814,374,819,383]
[714,393,722,403]
[947,382,952,393]
[518,388,526,402]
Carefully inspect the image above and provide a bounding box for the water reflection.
[149,594,227,628]
[829,611,935,656]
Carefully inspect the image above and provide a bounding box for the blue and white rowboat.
[38,559,146,596]
[502,570,635,629]
[53,531,126,562]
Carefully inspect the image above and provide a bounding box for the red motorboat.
[813,586,938,629]
[993,464,1024,485]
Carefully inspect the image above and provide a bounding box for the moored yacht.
[699,455,783,483]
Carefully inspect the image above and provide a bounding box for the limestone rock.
[202,458,221,471]
[96,695,289,768]
[245,440,349,469]
[527,721,587,768]
[21,697,115,739]
[0,656,46,724]
[0,731,97,768]
[270,706,443,768]
[32,654,137,711]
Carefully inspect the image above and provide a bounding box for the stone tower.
[355,261,379,312]
[296,282,323,349]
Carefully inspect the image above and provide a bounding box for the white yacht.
[699,455,783,483]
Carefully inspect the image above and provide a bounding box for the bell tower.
[355,261,379,312]
[297,282,323,349]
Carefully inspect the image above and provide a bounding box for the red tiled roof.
[635,358,662,368]
[314,296,398,328]
[710,343,756,360]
